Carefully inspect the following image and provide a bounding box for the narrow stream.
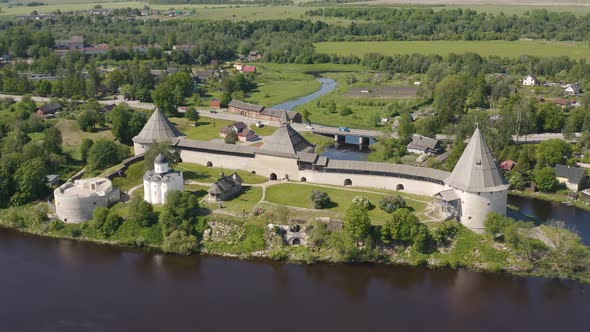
[271,77,337,110]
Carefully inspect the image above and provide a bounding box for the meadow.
[314,40,590,60]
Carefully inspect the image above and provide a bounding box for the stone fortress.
[54,177,120,223]
[133,109,509,233]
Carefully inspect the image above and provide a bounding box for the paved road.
[0,93,580,143]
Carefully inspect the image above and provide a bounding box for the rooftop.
[133,108,184,143]
[228,100,264,113]
[445,127,509,192]
[555,164,586,184]
[261,125,314,157]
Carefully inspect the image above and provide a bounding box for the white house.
[522,74,539,86]
[143,153,184,204]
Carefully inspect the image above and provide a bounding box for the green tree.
[434,74,468,125]
[445,141,465,170]
[158,190,200,235]
[152,82,177,117]
[381,208,430,252]
[128,195,156,227]
[80,138,93,163]
[78,109,99,132]
[310,190,331,209]
[344,204,371,246]
[110,104,146,144]
[162,230,198,255]
[185,107,199,122]
[37,80,52,97]
[484,213,516,237]
[536,139,572,167]
[101,212,123,238]
[144,141,180,170]
[397,111,415,144]
[10,157,48,206]
[534,167,558,192]
[42,127,62,155]
[86,140,129,173]
[92,206,109,231]
[379,195,406,213]
[225,131,238,144]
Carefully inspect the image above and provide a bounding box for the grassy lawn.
[264,183,429,224]
[110,162,144,192]
[176,162,268,184]
[301,132,334,153]
[314,40,590,60]
[247,63,321,107]
[293,71,422,129]
[55,119,114,160]
[204,186,263,215]
[169,116,235,141]
[249,124,277,136]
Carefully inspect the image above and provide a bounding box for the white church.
[143,153,184,204]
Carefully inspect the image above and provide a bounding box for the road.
[0,93,580,143]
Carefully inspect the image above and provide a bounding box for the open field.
[315,40,590,60]
[343,86,418,98]
[177,162,268,184]
[170,116,235,141]
[265,182,430,224]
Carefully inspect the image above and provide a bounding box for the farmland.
[314,40,590,60]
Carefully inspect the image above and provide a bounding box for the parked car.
[210,110,218,114]
[338,127,350,132]
[305,125,314,130]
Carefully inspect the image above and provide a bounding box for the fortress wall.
[297,170,445,196]
[457,189,508,233]
[250,154,300,180]
[180,149,254,171]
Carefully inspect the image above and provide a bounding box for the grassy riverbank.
[1,199,589,284]
[509,190,590,212]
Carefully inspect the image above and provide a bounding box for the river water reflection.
[0,228,588,332]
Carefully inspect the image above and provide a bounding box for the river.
[271,77,337,111]
[0,227,587,332]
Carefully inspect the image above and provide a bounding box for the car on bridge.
[338,127,350,132]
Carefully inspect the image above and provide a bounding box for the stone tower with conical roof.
[132,108,184,155]
[444,127,509,233]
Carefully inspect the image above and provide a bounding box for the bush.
[310,190,331,209]
[185,107,199,121]
[339,106,352,116]
[352,196,371,210]
[534,167,558,192]
[381,208,431,253]
[484,213,516,238]
[379,195,406,213]
[162,230,198,255]
[225,131,238,144]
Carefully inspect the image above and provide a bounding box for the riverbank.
[1,203,589,285]
[509,190,590,212]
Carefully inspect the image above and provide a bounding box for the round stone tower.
[444,127,509,233]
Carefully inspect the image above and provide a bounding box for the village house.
[55,36,84,50]
[242,66,257,74]
[247,51,263,61]
[227,100,302,124]
[554,164,587,192]
[210,98,221,108]
[522,74,539,86]
[36,102,62,118]
[219,122,258,142]
[499,160,517,172]
[406,135,443,156]
[208,173,243,202]
[173,45,196,51]
[233,62,243,71]
[564,83,582,96]
[191,69,217,84]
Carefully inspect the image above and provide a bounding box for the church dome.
[155,153,168,164]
